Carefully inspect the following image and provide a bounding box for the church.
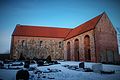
[10,12,119,63]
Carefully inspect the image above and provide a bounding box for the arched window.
[40,41,43,47]
[67,42,71,61]
[59,42,62,48]
[21,40,26,47]
[74,39,79,61]
[84,35,91,61]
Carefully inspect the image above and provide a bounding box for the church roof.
[65,13,103,40]
[12,13,103,39]
[12,25,72,38]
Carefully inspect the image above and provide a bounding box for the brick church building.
[10,12,119,63]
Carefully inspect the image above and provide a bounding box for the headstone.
[92,63,103,73]
[79,62,84,69]
[46,55,51,63]
[16,69,29,80]
[24,61,30,68]
[37,60,44,66]
[0,61,4,69]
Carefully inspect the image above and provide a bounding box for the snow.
[0,61,120,80]
[0,69,18,80]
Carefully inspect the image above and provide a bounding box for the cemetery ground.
[0,60,120,80]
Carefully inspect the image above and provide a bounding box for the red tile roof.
[12,25,72,38]
[65,13,103,40]
[12,13,103,39]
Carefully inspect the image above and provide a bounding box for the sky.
[0,0,120,53]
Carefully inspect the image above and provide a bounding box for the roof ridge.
[17,24,72,30]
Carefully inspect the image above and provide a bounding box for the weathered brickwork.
[64,30,96,62]
[11,13,119,63]
[95,13,119,63]
[63,13,119,63]
[11,36,64,60]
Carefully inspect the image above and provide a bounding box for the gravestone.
[46,55,51,63]
[92,63,103,73]
[37,60,44,66]
[24,61,30,68]
[79,62,84,69]
[0,61,4,69]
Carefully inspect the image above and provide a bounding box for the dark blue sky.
[0,0,120,53]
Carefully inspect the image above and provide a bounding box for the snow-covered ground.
[0,61,120,80]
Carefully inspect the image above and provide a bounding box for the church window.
[84,35,91,61]
[21,40,26,47]
[40,41,42,47]
[59,42,62,48]
[67,42,71,60]
[74,39,79,61]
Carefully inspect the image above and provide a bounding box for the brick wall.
[11,36,64,60]
[95,13,119,63]
[64,30,96,62]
